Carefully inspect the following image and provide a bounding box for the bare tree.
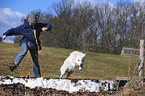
[14,0,145,54]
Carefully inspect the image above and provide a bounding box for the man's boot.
[9,62,17,72]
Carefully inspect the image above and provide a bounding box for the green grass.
[0,42,143,80]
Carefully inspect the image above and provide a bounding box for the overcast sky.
[0,0,144,43]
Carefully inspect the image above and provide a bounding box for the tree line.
[14,0,145,54]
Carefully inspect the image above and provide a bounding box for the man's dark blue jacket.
[3,23,52,49]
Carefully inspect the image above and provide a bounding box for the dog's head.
[72,51,86,70]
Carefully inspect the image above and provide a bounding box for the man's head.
[28,14,37,24]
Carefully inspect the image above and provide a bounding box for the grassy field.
[0,42,143,80]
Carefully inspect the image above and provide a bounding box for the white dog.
[60,51,86,78]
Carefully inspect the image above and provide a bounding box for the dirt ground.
[0,83,118,96]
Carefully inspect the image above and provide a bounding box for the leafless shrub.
[117,77,145,96]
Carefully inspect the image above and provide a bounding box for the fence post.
[121,47,124,55]
[139,40,144,83]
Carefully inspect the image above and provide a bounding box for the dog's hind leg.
[66,71,74,78]
[60,68,66,78]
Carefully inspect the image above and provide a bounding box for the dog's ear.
[72,51,80,57]
[83,53,86,57]
[72,52,77,57]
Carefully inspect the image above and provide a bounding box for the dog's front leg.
[79,67,82,70]
[79,64,84,70]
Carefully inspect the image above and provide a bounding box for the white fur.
[60,51,86,78]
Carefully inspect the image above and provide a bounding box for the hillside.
[0,42,141,80]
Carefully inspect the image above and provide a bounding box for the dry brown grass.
[0,42,143,80]
[117,77,145,96]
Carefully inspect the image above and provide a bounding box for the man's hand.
[3,35,7,39]
[41,27,48,32]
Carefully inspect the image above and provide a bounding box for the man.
[3,14,52,78]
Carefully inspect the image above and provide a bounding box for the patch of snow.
[0,76,118,93]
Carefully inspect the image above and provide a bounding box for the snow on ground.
[0,76,118,93]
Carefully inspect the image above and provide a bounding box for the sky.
[0,0,144,43]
